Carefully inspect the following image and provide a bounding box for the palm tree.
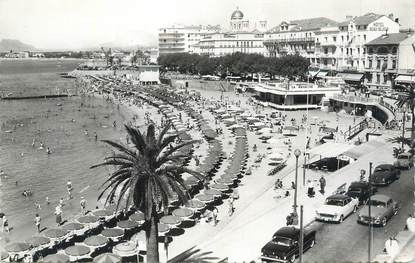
[92,124,204,263]
[395,83,415,156]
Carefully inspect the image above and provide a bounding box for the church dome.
[231,7,244,20]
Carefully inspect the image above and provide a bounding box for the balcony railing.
[264,37,315,44]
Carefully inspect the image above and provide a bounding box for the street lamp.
[293,149,301,220]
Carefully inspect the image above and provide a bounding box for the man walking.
[35,214,41,233]
[319,175,326,194]
[80,197,87,215]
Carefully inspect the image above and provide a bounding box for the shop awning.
[395,75,415,84]
[308,70,319,78]
[316,71,328,78]
[336,73,364,82]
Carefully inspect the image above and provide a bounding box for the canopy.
[195,193,215,203]
[25,236,50,247]
[395,74,415,84]
[93,253,121,263]
[5,242,30,252]
[62,222,84,231]
[43,228,69,239]
[337,73,364,82]
[84,235,108,247]
[308,70,319,78]
[65,245,90,256]
[92,209,113,217]
[160,215,182,226]
[204,189,222,198]
[101,228,124,238]
[316,71,328,78]
[117,220,139,229]
[77,215,100,224]
[172,208,194,219]
[185,200,205,210]
[43,254,70,263]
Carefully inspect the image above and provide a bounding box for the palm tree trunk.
[411,84,415,162]
[146,215,160,263]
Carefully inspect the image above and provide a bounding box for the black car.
[346,181,377,204]
[261,226,316,263]
[370,164,400,186]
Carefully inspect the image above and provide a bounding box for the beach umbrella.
[184,177,200,188]
[195,193,214,203]
[62,222,84,231]
[43,254,70,263]
[210,183,228,192]
[43,228,69,239]
[129,212,145,224]
[215,177,234,186]
[64,245,90,257]
[158,223,170,234]
[5,242,30,253]
[25,236,50,247]
[0,251,9,260]
[117,220,139,230]
[112,241,139,258]
[101,228,124,239]
[83,235,108,248]
[172,208,194,220]
[269,152,285,161]
[78,215,100,224]
[160,215,182,227]
[185,200,205,211]
[92,209,113,217]
[93,253,121,263]
[204,189,222,198]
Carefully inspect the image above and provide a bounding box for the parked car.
[394,152,414,169]
[357,194,399,226]
[315,194,359,223]
[370,164,400,186]
[261,226,316,263]
[346,181,377,204]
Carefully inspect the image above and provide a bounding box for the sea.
[0,59,131,235]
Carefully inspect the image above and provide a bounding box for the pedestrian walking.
[80,197,87,215]
[319,175,326,194]
[212,207,218,226]
[228,197,234,216]
[307,180,315,197]
[55,205,62,226]
[67,180,73,199]
[35,214,41,233]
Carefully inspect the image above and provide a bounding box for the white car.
[316,194,359,223]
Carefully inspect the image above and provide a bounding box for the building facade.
[158,25,220,55]
[197,8,268,57]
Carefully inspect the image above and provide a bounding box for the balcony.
[159,42,185,46]
[264,37,315,44]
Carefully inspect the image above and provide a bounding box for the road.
[303,168,414,262]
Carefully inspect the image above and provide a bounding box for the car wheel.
[339,215,344,223]
[309,238,315,248]
[382,217,387,227]
[289,254,296,263]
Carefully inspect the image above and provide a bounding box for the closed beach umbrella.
[25,236,50,247]
[195,193,214,204]
[92,209,113,217]
[44,228,69,239]
[93,253,121,263]
[5,242,30,253]
[62,222,84,231]
[160,215,182,227]
[158,223,170,234]
[204,189,222,198]
[64,245,90,257]
[83,235,108,248]
[101,228,124,239]
[1,251,9,260]
[185,200,205,211]
[116,220,139,229]
[172,208,194,220]
[210,183,228,192]
[129,212,145,224]
[78,215,100,224]
[43,254,70,263]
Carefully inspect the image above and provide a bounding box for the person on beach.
[212,207,219,226]
[80,197,87,215]
[55,205,62,226]
[319,175,326,194]
[45,196,50,205]
[2,215,9,232]
[35,202,41,210]
[39,142,44,150]
[59,197,65,207]
[67,180,73,199]
[46,147,51,155]
[228,197,234,216]
[35,214,41,233]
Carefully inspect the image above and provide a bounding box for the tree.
[91,124,204,263]
[395,83,415,156]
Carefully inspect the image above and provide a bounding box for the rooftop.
[268,17,338,33]
[365,33,410,45]
[338,13,383,27]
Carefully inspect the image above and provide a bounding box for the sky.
[0,0,414,50]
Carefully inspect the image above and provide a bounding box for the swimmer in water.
[39,142,44,150]
[46,147,51,154]
[45,196,50,205]
[20,152,24,157]
[94,132,98,141]
[32,138,35,148]
[84,130,88,136]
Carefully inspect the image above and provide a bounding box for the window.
[347,36,349,41]
[341,36,344,42]
[364,25,367,30]
[383,74,388,83]
[333,36,337,42]
[324,48,328,54]
[392,60,396,69]
[357,48,360,54]
[363,35,367,41]
[363,48,366,54]
[377,60,381,69]
[369,60,372,68]
[392,47,397,54]
[368,47,373,54]
[341,48,344,53]
[376,74,380,83]
[367,73,372,82]
[350,48,353,55]
[325,37,328,42]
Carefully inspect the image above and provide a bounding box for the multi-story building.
[197,8,268,57]
[263,17,337,64]
[365,32,415,90]
[158,25,220,55]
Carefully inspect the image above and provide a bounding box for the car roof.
[375,164,393,169]
[273,227,299,238]
[371,194,391,202]
[349,181,368,187]
[326,194,349,200]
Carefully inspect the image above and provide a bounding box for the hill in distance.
[0,39,36,52]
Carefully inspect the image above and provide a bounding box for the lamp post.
[368,162,373,262]
[303,152,309,186]
[402,107,407,149]
[293,149,301,221]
